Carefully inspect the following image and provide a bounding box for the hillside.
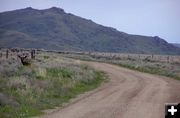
[0,7,180,55]
[172,43,180,48]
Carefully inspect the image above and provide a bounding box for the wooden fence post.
[152,54,154,60]
[138,54,140,60]
[6,50,9,59]
[167,56,170,63]
[0,52,2,58]
[31,50,35,59]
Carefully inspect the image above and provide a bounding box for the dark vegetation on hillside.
[172,43,180,48]
[0,7,180,55]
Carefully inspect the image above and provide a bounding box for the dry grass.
[59,52,180,80]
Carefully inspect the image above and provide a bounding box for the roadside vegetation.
[0,51,108,118]
[60,52,180,80]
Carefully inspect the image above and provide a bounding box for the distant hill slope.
[171,43,180,48]
[0,7,180,55]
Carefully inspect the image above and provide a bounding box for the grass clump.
[47,68,73,78]
[43,56,49,59]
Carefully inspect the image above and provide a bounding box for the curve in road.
[41,61,180,118]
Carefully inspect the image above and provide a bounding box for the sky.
[0,0,180,43]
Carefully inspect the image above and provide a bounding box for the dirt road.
[41,61,180,118]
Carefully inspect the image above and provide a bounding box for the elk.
[17,53,31,66]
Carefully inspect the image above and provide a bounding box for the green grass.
[70,71,108,94]
[0,105,42,118]
[47,68,74,78]
[43,56,49,59]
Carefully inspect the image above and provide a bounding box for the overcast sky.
[0,0,180,43]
